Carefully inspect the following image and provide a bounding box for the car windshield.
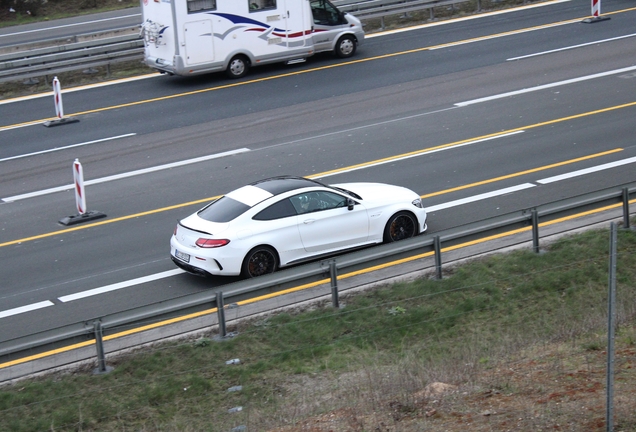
[197,196,250,222]
[332,186,362,200]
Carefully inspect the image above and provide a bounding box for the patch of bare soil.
[268,343,636,431]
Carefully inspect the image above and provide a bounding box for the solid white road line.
[3,151,633,317]
[0,133,136,163]
[1,148,251,202]
[454,66,636,107]
[57,269,184,303]
[507,34,636,61]
[0,0,569,106]
[0,13,141,38]
[425,183,536,212]
[0,300,54,319]
[0,74,160,106]
[367,0,572,39]
[537,156,636,184]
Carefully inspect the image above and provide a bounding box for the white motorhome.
[140,0,364,78]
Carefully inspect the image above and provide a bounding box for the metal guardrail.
[0,31,144,83]
[337,0,469,23]
[0,0,474,83]
[1,181,634,372]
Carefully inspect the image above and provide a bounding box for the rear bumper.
[170,256,211,277]
[170,235,244,276]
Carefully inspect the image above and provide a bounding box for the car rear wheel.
[242,246,278,278]
[383,211,417,242]
[226,55,250,79]
[335,35,356,58]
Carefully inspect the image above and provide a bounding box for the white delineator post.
[59,159,106,225]
[582,0,610,23]
[43,77,78,127]
[73,158,86,215]
[53,76,64,119]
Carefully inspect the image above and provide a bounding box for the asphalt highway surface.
[1,0,635,344]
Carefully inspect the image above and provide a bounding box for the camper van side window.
[249,0,276,12]
[187,0,216,13]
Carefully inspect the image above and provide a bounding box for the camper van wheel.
[226,55,250,79]
[335,35,356,58]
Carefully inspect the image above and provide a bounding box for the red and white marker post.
[73,158,87,215]
[59,159,106,226]
[43,76,79,127]
[53,76,64,119]
[582,0,610,23]
[592,0,600,17]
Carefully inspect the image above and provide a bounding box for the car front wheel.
[242,246,278,278]
[335,35,356,58]
[383,212,417,242]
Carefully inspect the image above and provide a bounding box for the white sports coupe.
[171,176,427,278]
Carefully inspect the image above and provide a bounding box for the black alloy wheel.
[242,246,278,278]
[383,212,417,242]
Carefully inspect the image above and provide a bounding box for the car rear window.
[197,196,250,222]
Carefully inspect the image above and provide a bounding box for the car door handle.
[303,219,316,224]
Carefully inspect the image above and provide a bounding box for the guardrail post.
[434,235,443,280]
[329,260,340,308]
[622,187,631,230]
[606,222,617,432]
[216,291,227,338]
[531,209,540,253]
[92,321,113,375]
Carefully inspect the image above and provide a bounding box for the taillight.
[196,238,230,248]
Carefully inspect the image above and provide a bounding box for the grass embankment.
[0,224,635,431]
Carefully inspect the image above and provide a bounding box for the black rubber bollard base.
[43,117,80,127]
[59,211,107,226]
[581,16,611,23]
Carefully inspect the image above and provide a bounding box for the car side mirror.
[347,198,355,210]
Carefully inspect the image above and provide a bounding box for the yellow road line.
[3,197,633,370]
[0,111,630,249]
[3,8,631,132]
[0,197,216,248]
[303,101,636,179]
[4,1,636,371]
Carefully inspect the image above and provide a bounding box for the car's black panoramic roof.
[251,176,326,196]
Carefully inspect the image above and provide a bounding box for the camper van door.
[310,0,347,52]
[282,0,310,49]
[184,18,215,65]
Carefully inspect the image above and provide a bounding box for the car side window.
[291,191,348,214]
[253,198,297,221]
